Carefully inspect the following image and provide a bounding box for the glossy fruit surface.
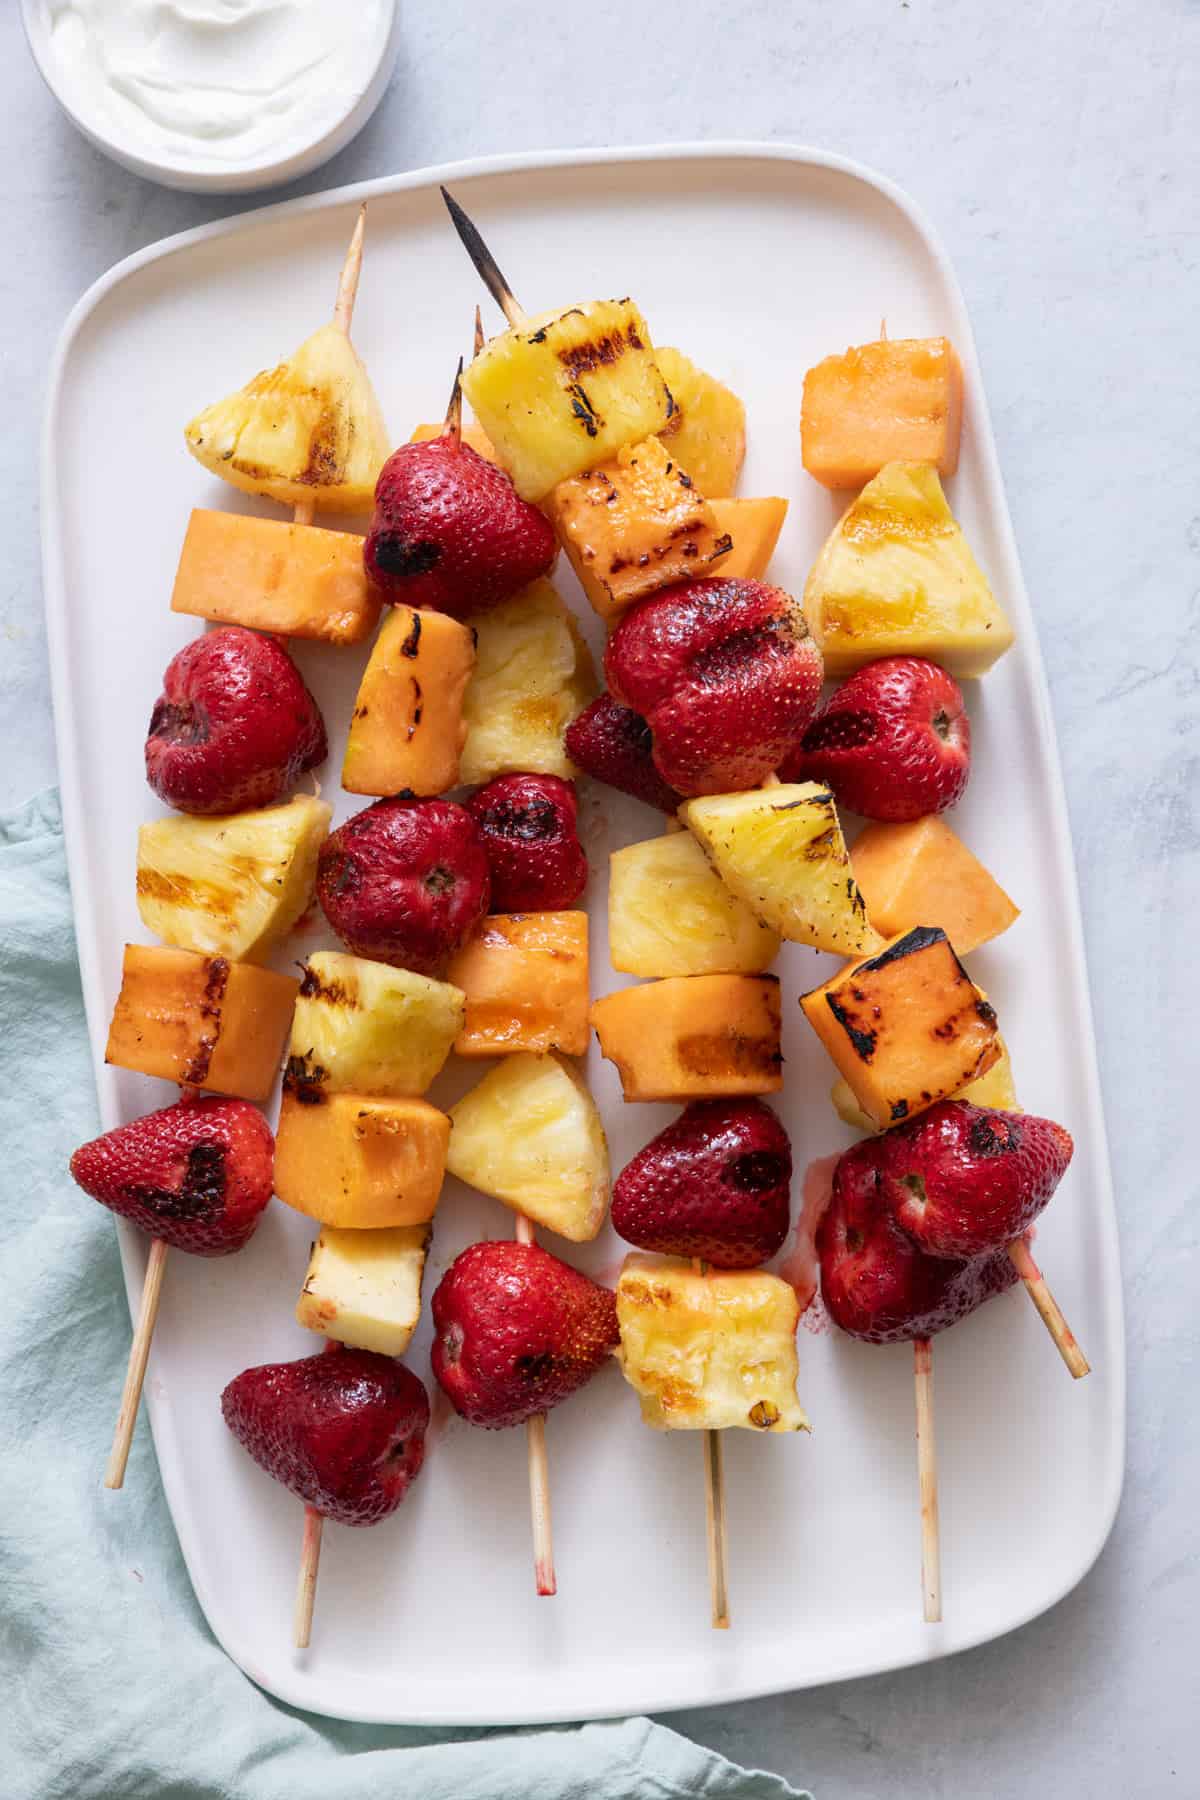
[881,1100,1073,1260]
[606,577,823,796]
[816,1136,1018,1344]
[564,694,683,813]
[70,1096,273,1257]
[466,774,587,911]
[430,1240,618,1429]
[364,435,556,618]
[221,1347,429,1524]
[611,1098,792,1267]
[784,655,969,821]
[145,626,326,815]
[317,797,490,975]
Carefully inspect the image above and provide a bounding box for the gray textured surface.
[6,2,1197,1793]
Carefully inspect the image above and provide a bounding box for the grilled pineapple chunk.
[831,1035,1020,1133]
[296,1224,430,1355]
[804,461,1014,677]
[447,1051,610,1242]
[655,348,746,497]
[185,323,391,512]
[548,436,731,623]
[608,832,779,977]
[616,1254,808,1432]
[136,795,330,963]
[286,951,464,1100]
[463,299,673,500]
[680,783,881,958]
[459,579,596,784]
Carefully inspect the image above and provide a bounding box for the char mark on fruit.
[148,698,208,747]
[827,994,876,1061]
[477,793,560,843]
[370,534,443,578]
[967,1113,1023,1158]
[121,1140,227,1221]
[728,1149,789,1193]
[283,1054,327,1105]
[400,612,422,658]
[861,924,947,971]
[800,711,877,753]
[558,331,626,377]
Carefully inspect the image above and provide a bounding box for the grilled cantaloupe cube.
[804,461,1014,677]
[136,795,331,964]
[608,832,779,977]
[655,347,746,497]
[801,925,1000,1129]
[185,324,390,513]
[170,510,379,644]
[446,1051,609,1241]
[296,1224,430,1355]
[286,951,464,1099]
[459,579,596,784]
[680,783,880,957]
[801,336,964,489]
[463,299,672,500]
[105,944,298,1101]
[409,421,501,464]
[342,606,476,797]
[446,912,589,1057]
[547,436,731,623]
[616,1254,808,1432]
[831,1035,1020,1132]
[707,497,788,581]
[850,815,1019,956]
[590,974,782,1102]
[274,1091,448,1228]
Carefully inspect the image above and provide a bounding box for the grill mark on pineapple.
[557,330,632,379]
[135,867,240,919]
[298,966,358,1006]
[565,384,600,437]
[181,957,229,1085]
[284,1054,329,1104]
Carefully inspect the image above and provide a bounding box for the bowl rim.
[19,0,400,194]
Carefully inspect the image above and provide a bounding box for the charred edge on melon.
[826,993,877,1062]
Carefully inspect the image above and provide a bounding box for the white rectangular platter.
[42,144,1124,1726]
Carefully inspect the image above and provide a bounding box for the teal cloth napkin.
[0,790,809,1800]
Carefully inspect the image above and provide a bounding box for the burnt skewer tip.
[440,186,526,327]
[444,356,464,445]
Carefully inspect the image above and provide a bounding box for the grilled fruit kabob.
[435,761,602,1597]
[817,1097,1077,1620]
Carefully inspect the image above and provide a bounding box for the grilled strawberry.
[69,1096,273,1256]
[784,656,969,821]
[430,1240,618,1429]
[817,1137,1018,1344]
[317,796,490,975]
[465,773,587,911]
[145,626,326,815]
[364,435,556,618]
[611,1099,792,1268]
[605,577,823,796]
[881,1100,1073,1260]
[221,1347,429,1525]
[564,694,683,813]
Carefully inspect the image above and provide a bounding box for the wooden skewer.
[1007,1237,1090,1379]
[515,1212,557,1596]
[913,1335,942,1623]
[294,1505,324,1648]
[444,358,464,447]
[473,305,485,359]
[441,187,528,327]
[290,206,369,1644]
[692,1254,731,1629]
[105,1236,169,1489]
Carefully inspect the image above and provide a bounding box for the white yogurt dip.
[41,0,393,170]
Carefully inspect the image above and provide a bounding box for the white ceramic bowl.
[21,0,400,194]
